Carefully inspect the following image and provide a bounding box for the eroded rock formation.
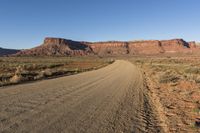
[14,37,200,56]
[16,38,93,56]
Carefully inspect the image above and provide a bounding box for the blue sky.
[0,0,200,49]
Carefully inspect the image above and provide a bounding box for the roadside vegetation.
[130,56,200,132]
[0,57,114,87]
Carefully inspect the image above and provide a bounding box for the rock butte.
[15,37,200,56]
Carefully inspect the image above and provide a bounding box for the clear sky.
[0,0,200,49]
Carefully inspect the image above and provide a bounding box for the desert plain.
[0,38,200,133]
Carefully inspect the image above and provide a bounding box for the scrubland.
[0,57,113,87]
[130,56,200,132]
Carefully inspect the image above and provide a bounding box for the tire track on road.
[0,60,163,133]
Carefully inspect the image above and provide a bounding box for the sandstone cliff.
[14,37,200,56]
[15,38,93,56]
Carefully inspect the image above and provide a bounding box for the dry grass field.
[130,56,200,132]
[0,57,113,87]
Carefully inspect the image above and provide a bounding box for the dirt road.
[0,60,162,133]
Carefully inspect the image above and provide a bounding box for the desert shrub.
[43,69,53,77]
[7,66,25,84]
[15,66,24,75]
[0,73,13,82]
[108,59,115,64]
[48,63,64,68]
[135,60,144,64]
[51,70,66,76]
[0,57,109,86]
[34,69,54,79]
[151,65,168,72]
[194,76,200,83]
[185,67,200,74]
[20,71,37,81]
[23,64,37,71]
[184,74,197,82]
[34,72,44,80]
[159,71,180,83]
[10,74,23,83]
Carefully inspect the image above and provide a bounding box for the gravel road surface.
[0,60,162,133]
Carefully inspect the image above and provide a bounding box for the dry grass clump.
[184,67,200,74]
[10,74,23,84]
[159,71,180,83]
[9,66,24,84]
[43,69,53,77]
[150,65,167,72]
[194,76,200,83]
[0,57,113,87]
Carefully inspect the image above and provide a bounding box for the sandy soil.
[0,60,162,133]
[128,56,200,133]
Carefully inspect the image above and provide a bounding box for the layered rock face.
[89,39,198,55]
[14,37,200,56]
[90,42,129,55]
[16,38,93,56]
[0,47,20,56]
[89,40,164,55]
[127,40,164,54]
[160,39,190,53]
[189,41,197,48]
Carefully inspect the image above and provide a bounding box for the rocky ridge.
[15,37,200,56]
[0,47,20,56]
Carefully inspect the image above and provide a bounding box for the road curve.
[0,60,161,133]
